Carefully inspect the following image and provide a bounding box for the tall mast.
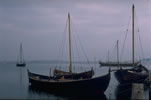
[68,13,72,73]
[108,51,110,63]
[20,43,23,63]
[117,40,119,66]
[132,4,135,66]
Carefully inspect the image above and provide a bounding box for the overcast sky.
[0,0,151,62]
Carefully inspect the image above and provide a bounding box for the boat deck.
[29,76,86,83]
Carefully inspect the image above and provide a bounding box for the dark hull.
[16,63,26,67]
[53,69,94,79]
[114,68,148,84]
[28,70,110,94]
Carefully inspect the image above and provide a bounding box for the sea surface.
[0,60,151,99]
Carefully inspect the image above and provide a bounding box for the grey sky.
[0,0,151,62]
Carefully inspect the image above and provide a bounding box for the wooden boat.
[27,13,111,94]
[16,43,26,67]
[54,68,94,79]
[27,69,110,94]
[114,4,149,84]
[115,64,149,84]
[99,61,139,67]
[53,13,94,79]
[99,40,139,67]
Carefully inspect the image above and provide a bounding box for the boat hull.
[114,68,148,84]
[16,63,26,67]
[28,70,110,94]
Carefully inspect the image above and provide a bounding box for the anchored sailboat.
[99,61,139,67]
[114,4,149,84]
[16,43,26,67]
[27,13,110,94]
[99,40,139,67]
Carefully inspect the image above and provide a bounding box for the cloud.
[0,0,150,61]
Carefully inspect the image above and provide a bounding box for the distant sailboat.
[16,43,26,67]
[114,4,149,84]
[99,61,139,67]
[99,40,139,67]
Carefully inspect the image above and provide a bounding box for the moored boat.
[115,64,149,84]
[114,4,149,84]
[16,43,26,67]
[99,61,139,67]
[27,69,110,94]
[27,13,111,94]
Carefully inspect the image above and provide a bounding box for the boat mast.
[117,40,120,67]
[68,13,72,73]
[132,4,135,66]
[20,43,23,63]
[108,51,110,63]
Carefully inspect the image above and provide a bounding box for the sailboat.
[53,13,94,79]
[99,60,139,67]
[99,40,139,67]
[27,13,111,94]
[16,43,26,67]
[114,4,149,84]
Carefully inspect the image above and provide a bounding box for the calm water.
[0,60,150,99]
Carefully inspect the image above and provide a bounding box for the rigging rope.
[120,13,131,62]
[71,21,84,71]
[110,42,117,62]
[135,11,144,60]
[72,19,92,67]
[56,14,92,72]
[136,29,141,61]
[56,17,68,69]
[138,30,144,59]
[119,9,144,63]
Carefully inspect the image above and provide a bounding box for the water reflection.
[19,68,23,96]
[115,84,132,100]
[17,67,27,98]
[28,85,107,100]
